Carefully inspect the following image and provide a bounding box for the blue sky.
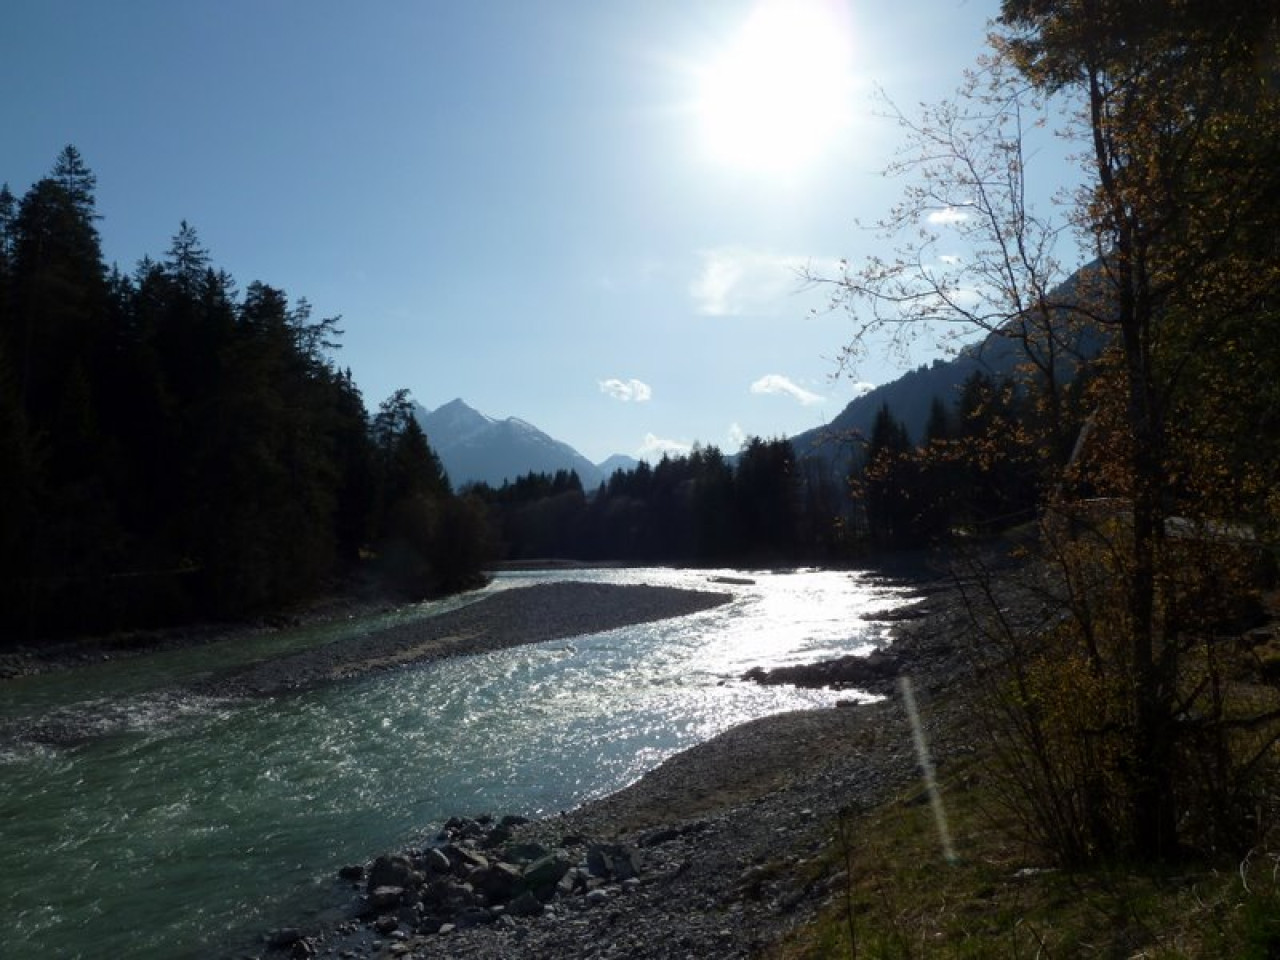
[2,0,1017,463]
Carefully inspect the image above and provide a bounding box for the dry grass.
[766,754,1280,960]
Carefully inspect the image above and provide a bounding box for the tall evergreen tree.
[51,145,98,223]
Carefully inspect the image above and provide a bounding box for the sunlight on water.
[0,568,916,959]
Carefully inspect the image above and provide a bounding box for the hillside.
[791,265,1106,470]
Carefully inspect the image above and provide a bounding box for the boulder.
[501,841,550,865]
[421,847,451,875]
[441,843,489,877]
[367,886,405,912]
[587,843,640,881]
[454,906,495,929]
[520,850,572,901]
[481,824,513,848]
[367,854,414,891]
[442,881,477,909]
[417,915,443,935]
[506,891,544,918]
[470,862,522,902]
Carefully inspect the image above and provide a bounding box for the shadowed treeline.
[0,148,488,641]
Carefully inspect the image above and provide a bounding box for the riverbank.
[0,581,732,688]
[0,591,397,681]
[192,581,732,699]
[266,571,976,959]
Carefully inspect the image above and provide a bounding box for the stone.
[417,916,443,935]
[421,847,451,874]
[585,888,609,907]
[367,854,413,891]
[501,841,550,864]
[454,906,494,929]
[587,843,640,881]
[611,849,640,882]
[337,864,364,881]
[367,886,405,912]
[506,891,544,918]
[439,880,476,908]
[442,843,489,877]
[555,870,579,897]
[471,861,522,902]
[374,915,399,935]
[520,850,572,900]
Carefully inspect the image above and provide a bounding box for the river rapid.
[0,567,916,959]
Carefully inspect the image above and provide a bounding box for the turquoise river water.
[0,567,915,959]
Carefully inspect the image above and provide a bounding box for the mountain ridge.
[415,398,611,490]
[790,264,1107,471]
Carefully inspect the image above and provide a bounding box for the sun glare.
[696,0,855,175]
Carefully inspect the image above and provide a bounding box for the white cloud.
[690,246,839,316]
[727,422,747,450]
[848,380,876,398]
[638,432,692,459]
[750,374,825,406]
[926,207,969,225]
[599,378,653,403]
[938,254,962,265]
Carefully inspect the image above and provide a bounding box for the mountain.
[415,399,607,490]
[789,349,1006,467]
[790,266,1108,472]
[596,454,640,478]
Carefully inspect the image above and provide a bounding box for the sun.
[695,0,855,175]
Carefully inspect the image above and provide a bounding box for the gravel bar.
[196,581,732,699]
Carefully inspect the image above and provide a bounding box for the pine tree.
[51,145,98,222]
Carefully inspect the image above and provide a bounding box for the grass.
[765,752,1280,959]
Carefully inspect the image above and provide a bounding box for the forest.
[0,148,490,641]
[468,369,1061,566]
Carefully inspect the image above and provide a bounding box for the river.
[0,567,915,959]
